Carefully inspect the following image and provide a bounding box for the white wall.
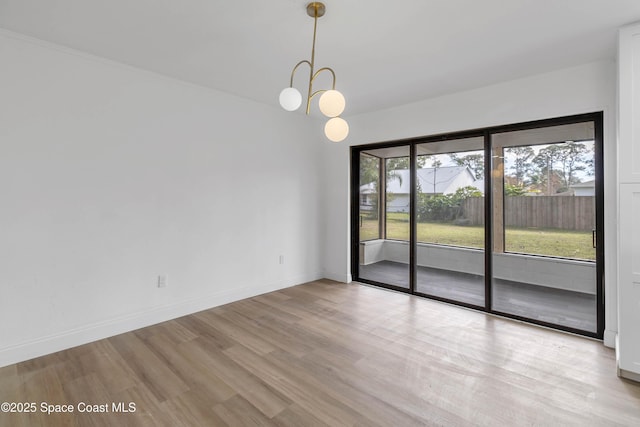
[0,29,620,367]
[323,60,618,346]
[0,30,325,367]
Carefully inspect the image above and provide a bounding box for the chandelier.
[278,2,349,142]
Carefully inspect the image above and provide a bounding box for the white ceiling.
[1,0,640,116]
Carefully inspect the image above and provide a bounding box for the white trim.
[604,329,617,348]
[323,270,351,283]
[618,368,640,383]
[0,272,322,368]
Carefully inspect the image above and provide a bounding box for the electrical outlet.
[158,274,168,288]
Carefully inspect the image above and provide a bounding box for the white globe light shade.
[324,117,349,142]
[318,90,346,117]
[279,87,302,111]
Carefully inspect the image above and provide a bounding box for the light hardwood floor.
[1,279,639,426]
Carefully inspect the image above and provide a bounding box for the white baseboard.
[618,367,640,383]
[0,273,323,368]
[603,329,617,348]
[323,270,351,283]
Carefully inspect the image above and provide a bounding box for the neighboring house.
[359,191,377,211]
[570,180,596,196]
[360,166,482,212]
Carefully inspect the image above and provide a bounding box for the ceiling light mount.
[306,2,325,18]
[279,2,349,142]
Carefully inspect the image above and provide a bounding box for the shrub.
[505,184,527,196]
[417,186,482,222]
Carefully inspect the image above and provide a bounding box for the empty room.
[1,1,640,425]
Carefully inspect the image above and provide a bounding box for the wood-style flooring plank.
[189,337,291,418]
[194,310,278,356]
[141,332,236,404]
[1,280,639,426]
[212,394,276,427]
[222,344,365,426]
[108,333,190,403]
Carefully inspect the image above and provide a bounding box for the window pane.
[415,137,485,306]
[492,122,597,333]
[359,153,380,242]
[385,156,410,241]
[358,146,411,289]
[502,141,596,261]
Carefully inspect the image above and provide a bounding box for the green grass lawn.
[359,212,595,261]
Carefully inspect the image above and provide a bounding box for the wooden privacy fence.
[461,196,595,230]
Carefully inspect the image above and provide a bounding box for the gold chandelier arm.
[306,67,337,112]
[289,60,312,87]
[311,67,336,90]
[309,88,328,101]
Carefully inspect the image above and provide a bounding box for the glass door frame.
[350,112,604,339]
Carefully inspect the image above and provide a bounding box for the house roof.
[361,166,481,195]
[570,180,596,188]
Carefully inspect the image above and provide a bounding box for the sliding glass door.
[357,145,411,290]
[351,113,604,338]
[415,137,485,307]
[490,121,599,333]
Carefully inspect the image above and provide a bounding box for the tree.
[359,154,379,186]
[584,142,596,176]
[449,153,484,179]
[452,186,483,199]
[386,157,408,171]
[532,142,590,194]
[359,154,380,218]
[555,141,589,189]
[384,158,405,208]
[533,145,564,194]
[358,154,406,190]
[385,156,426,170]
[429,157,443,194]
[504,146,534,186]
